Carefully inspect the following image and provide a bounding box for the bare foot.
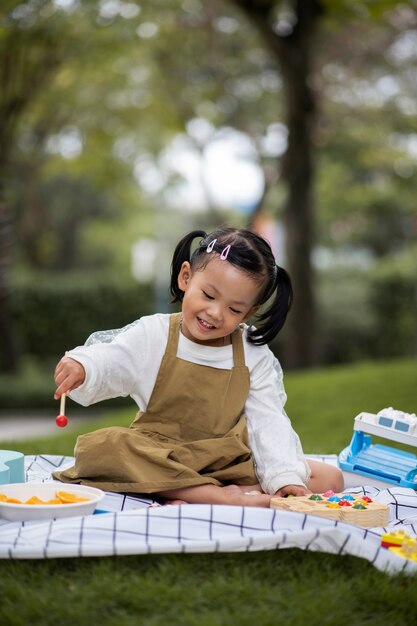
[157,483,272,507]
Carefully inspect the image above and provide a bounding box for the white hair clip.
[220,244,231,260]
[206,239,217,253]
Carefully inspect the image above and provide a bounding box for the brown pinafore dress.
[53,313,258,493]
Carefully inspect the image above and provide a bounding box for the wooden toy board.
[270,493,389,528]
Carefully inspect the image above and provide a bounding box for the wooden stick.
[56,351,69,427]
[60,392,66,416]
[60,351,69,414]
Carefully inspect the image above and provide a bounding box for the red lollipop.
[56,392,68,428]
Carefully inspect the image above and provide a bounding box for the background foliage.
[1,0,417,394]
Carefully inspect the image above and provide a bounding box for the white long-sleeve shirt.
[67,313,310,494]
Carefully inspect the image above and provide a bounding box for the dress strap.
[231,326,245,367]
[165,312,182,356]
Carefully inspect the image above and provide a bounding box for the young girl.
[53,228,343,507]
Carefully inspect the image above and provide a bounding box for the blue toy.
[0,450,25,485]
[338,407,417,489]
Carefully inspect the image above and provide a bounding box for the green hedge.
[316,251,417,365]
[11,273,159,360]
[370,250,417,358]
[9,263,417,365]
[1,273,165,408]
[2,260,416,409]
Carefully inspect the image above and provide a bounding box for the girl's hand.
[54,356,86,399]
[274,484,309,498]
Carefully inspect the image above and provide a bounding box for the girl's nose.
[207,302,222,321]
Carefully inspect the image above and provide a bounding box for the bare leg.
[306,460,344,493]
[157,483,271,507]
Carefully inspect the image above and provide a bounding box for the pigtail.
[170,229,207,302]
[247,265,293,345]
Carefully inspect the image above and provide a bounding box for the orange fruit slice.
[0,491,91,505]
[25,496,50,505]
[56,490,90,504]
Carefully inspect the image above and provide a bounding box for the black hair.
[170,227,293,345]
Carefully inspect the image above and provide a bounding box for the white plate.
[0,482,105,521]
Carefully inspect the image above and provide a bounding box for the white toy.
[338,408,417,489]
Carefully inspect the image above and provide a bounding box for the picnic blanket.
[1,454,417,575]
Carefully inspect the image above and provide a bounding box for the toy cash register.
[338,407,417,489]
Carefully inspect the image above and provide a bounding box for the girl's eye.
[203,291,214,300]
[230,307,241,315]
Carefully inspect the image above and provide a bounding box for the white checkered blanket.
[1,454,416,574]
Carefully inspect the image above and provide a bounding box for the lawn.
[1,357,417,626]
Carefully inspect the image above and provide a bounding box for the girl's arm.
[53,317,157,406]
[245,345,311,495]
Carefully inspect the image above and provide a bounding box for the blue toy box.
[339,407,417,489]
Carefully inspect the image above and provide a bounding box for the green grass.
[1,552,417,626]
[1,357,417,626]
[285,356,417,453]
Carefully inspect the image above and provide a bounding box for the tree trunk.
[278,1,321,368]
[229,0,322,367]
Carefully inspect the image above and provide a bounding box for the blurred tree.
[227,0,414,367]
[229,0,321,368]
[0,0,78,370]
[16,173,118,271]
[2,0,416,373]
[0,0,158,370]
[0,0,145,369]
[316,6,417,259]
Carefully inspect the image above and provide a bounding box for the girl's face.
[178,257,261,346]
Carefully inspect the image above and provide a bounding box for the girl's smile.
[178,258,261,346]
[197,317,216,331]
